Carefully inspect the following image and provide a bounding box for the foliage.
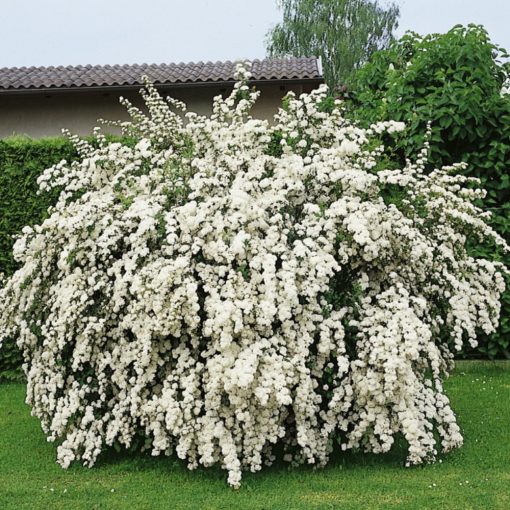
[0,135,136,381]
[0,137,77,381]
[346,24,510,359]
[1,362,509,509]
[0,64,507,487]
[266,0,400,88]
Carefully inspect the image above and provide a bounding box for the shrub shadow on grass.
[88,432,412,487]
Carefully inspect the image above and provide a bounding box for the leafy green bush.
[0,137,77,381]
[347,24,510,359]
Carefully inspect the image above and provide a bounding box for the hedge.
[0,137,77,380]
[0,135,136,381]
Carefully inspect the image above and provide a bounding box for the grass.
[0,361,508,510]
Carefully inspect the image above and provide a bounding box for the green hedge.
[346,24,510,359]
[0,135,138,381]
[0,137,78,380]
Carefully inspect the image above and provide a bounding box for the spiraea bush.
[0,64,507,486]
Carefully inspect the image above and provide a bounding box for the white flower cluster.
[0,63,507,487]
[501,77,510,97]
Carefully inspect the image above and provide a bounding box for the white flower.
[0,62,507,488]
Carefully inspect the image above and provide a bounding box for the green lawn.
[0,361,508,510]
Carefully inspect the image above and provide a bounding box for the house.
[0,57,322,139]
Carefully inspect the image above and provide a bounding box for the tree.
[266,0,400,89]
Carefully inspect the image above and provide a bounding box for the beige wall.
[0,83,310,139]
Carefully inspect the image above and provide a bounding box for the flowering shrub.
[0,64,507,487]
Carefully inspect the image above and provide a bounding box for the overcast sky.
[1,0,508,68]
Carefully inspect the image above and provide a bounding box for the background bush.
[0,135,136,381]
[346,24,510,359]
[0,137,77,381]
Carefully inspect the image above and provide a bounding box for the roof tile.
[0,57,321,91]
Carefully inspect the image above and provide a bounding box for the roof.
[0,57,322,93]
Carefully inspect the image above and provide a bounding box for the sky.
[0,0,509,68]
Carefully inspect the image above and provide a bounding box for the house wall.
[0,82,311,139]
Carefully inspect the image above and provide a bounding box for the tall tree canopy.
[266,0,400,89]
